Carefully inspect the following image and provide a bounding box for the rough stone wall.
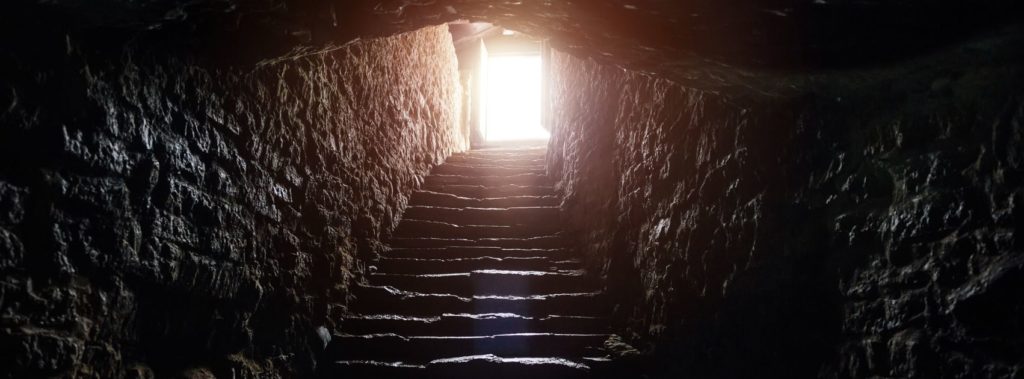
[548,31,1024,378]
[0,26,465,378]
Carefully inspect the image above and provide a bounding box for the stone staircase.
[317,146,630,378]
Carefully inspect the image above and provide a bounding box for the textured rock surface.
[548,28,1024,378]
[3,0,1024,377]
[0,26,466,378]
[8,0,1023,94]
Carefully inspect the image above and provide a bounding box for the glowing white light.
[485,55,548,142]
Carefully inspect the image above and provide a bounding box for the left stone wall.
[0,25,466,378]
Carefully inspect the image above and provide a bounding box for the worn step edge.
[433,165,546,176]
[373,256,581,274]
[367,270,592,296]
[393,220,560,239]
[388,235,567,249]
[324,333,610,362]
[402,206,560,225]
[317,360,425,379]
[426,174,549,187]
[440,157,544,164]
[455,153,545,160]
[383,246,570,259]
[350,285,606,316]
[321,355,597,379]
[410,191,559,207]
[455,151,545,157]
[423,184,556,198]
[426,354,591,378]
[340,313,608,336]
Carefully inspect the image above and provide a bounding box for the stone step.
[373,256,580,274]
[319,361,424,379]
[443,155,545,167]
[425,174,549,187]
[324,333,609,363]
[322,356,591,379]
[458,147,545,154]
[459,148,546,158]
[320,148,637,379]
[426,355,592,378]
[402,206,560,226]
[393,220,558,239]
[409,191,559,208]
[340,314,608,336]
[384,246,569,259]
[433,164,546,177]
[423,184,556,198]
[351,285,607,317]
[464,146,544,152]
[428,354,593,379]
[367,270,592,297]
[388,235,567,249]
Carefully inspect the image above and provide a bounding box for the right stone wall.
[548,33,1024,377]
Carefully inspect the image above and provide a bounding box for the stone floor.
[317,146,630,378]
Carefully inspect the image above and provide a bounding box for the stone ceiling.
[9,0,1024,95]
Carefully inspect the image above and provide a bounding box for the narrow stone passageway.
[319,146,624,378]
[5,2,1024,377]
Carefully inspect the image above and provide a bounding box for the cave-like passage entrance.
[315,25,634,377]
[321,146,619,376]
[483,54,546,142]
[477,29,549,145]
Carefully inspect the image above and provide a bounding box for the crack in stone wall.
[0,25,466,378]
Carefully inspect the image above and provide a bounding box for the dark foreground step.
[389,235,566,249]
[384,246,569,260]
[393,220,559,239]
[324,333,609,363]
[321,355,591,379]
[351,285,607,317]
[430,355,592,379]
[409,191,559,208]
[374,256,580,274]
[340,314,607,336]
[367,270,592,297]
[319,360,424,379]
[402,206,559,226]
[424,184,555,198]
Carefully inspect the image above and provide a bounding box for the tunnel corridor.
[2,1,1024,379]
[321,146,624,377]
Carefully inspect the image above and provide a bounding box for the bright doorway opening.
[482,54,548,142]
